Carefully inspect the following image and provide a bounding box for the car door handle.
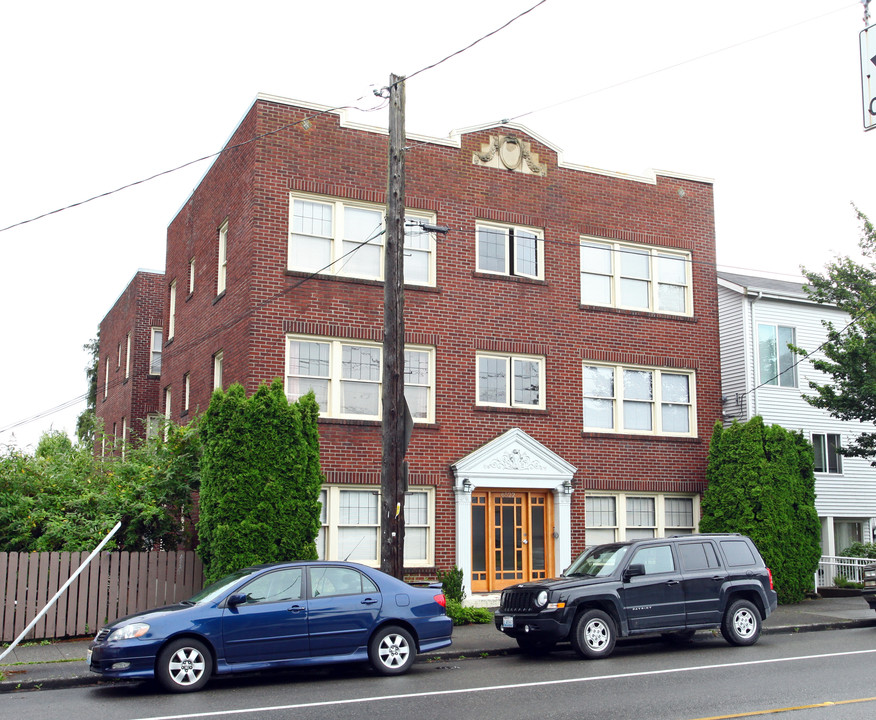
[287,604,305,613]
[361,597,379,605]
[666,580,680,586]
[712,576,724,582]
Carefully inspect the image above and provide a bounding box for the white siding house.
[717,271,876,557]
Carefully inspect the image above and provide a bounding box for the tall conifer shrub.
[197,380,323,583]
[700,417,821,604]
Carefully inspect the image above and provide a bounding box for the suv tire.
[721,599,761,646]
[571,609,617,659]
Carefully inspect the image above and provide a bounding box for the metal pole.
[0,521,121,662]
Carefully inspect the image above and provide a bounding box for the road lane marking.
[130,648,876,720]
[691,695,876,719]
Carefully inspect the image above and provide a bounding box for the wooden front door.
[470,490,554,593]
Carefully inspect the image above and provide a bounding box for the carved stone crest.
[473,135,547,176]
[485,448,548,471]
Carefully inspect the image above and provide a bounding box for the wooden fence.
[0,551,204,642]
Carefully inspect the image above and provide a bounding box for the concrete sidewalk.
[3,594,874,693]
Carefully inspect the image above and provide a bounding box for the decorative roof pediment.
[452,428,576,483]
[472,134,547,176]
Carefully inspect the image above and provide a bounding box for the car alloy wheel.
[369,625,415,675]
[156,638,212,693]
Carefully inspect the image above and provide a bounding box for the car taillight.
[433,593,446,607]
[767,568,774,590]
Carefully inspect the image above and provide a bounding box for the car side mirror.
[227,593,247,607]
[623,564,645,582]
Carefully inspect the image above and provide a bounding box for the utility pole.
[381,73,407,579]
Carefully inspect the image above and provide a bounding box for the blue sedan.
[87,561,453,692]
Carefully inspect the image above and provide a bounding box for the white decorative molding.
[472,135,547,176]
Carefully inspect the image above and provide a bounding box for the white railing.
[816,555,873,589]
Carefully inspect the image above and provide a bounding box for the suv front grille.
[501,589,538,613]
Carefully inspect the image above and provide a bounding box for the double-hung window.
[168,281,177,340]
[813,433,842,474]
[404,214,437,285]
[149,328,163,375]
[289,196,384,280]
[476,222,544,279]
[758,324,796,387]
[582,363,695,435]
[286,336,435,422]
[217,220,228,295]
[476,352,545,409]
[317,486,434,567]
[586,493,697,545]
[580,238,691,315]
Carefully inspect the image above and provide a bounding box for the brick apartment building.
[99,94,722,593]
[97,270,165,454]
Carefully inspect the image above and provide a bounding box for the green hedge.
[700,417,821,604]
[197,380,323,583]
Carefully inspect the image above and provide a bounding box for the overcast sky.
[1,0,872,451]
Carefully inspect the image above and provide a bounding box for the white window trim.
[217,220,228,295]
[149,327,163,376]
[319,485,435,568]
[189,257,196,295]
[476,221,545,280]
[812,432,843,475]
[580,237,693,316]
[582,362,697,437]
[476,352,546,410]
[124,333,131,379]
[104,357,109,399]
[184,373,190,412]
[213,351,224,390]
[585,492,700,544]
[403,211,438,287]
[285,334,435,423]
[288,194,385,282]
[757,323,797,388]
[168,280,177,340]
[164,387,172,441]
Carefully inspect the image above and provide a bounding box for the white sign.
[861,25,876,131]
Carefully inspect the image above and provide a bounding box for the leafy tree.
[196,380,323,583]
[0,425,199,553]
[796,206,876,462]
[76,333,100,448]
[700,417,821,604]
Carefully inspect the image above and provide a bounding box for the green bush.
[437,565,466,603]
[838,542,876,559]
[0,425,199,553]
[197,380,323,583]
[833,575,864,589]
[445,599,493,625]
[700,417,821,604]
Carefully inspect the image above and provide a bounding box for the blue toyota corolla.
[87,561,452,692]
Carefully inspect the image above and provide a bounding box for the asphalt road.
[5,627,876,720]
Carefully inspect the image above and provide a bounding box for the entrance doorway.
[470,490,554,593]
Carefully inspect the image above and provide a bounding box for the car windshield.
[565,544,629,577]
[186,568,254,604]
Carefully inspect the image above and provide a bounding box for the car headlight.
[535,590,548,608]
[108,623,150,641]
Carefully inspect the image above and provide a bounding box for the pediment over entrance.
[451,428,576,488]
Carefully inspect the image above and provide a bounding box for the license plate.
[502,616,514,628]
[86,648,92,666]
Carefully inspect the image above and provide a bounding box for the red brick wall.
[97,271,165,449]
[161,97,721,570]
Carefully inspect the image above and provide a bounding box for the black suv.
[495,534,777,659]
